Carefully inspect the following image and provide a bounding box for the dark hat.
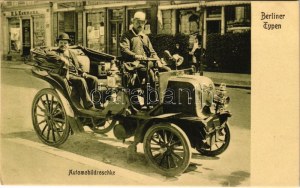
[57,33,70,42]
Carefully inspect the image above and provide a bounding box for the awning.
[158,3,200,10]
[203,1,250,7]
[158,1,250,10]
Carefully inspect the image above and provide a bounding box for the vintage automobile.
[30,45,231,177]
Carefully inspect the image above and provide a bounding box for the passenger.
[46,33,99,111]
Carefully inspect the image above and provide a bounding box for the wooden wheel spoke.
[40,98,48,111]
[170,140,181,147]
[38,119,46,125]
[53,121,63,130]
[153,152,162,159]
[158,133,165,144]
[37,104,46,112]
[159,153,167,166]
[45,94,51,111]
[52,110,63,117]
[169,153,178,167]
[166,155,171,169]
[50,95,54,113]
[41,123,49,135]
[52,103,60,115]
[151,137,160,145]
[51,121,62,139]
[167,133,174,144]
[53,118,65,123]
[171,151,183,162]
[162,130,167,143]
[46,126,51,140]
[35,112,45,117]
[172,147,184,151]
[51,123,56,142]
[150,147,161,151]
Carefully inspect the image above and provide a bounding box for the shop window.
[226,5,251,32]
[87,12,105,52]
[207,7,221,18]
[108,9,124,55]
[177,9,199,35]
[111,9,124,20]
[55,12,76,45]
[8,17,21,53]
[86,1,124,6]
[33,15,46,47]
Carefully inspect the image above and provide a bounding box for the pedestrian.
[193,39,206,73]
[46,33,99,111]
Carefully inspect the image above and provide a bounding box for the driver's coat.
[120,28,159,61]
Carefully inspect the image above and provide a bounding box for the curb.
[214,82,251,90]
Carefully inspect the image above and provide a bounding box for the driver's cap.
[133,11,146,21]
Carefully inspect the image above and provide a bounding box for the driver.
[46,33,99,111]
[120,11,171,85]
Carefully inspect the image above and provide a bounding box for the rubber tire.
[197,123,230,156]
[32,88,70,147]
[143,123,191,177]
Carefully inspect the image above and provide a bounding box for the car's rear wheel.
[32,88,70,147]
[143,123,191,177]
[90,118,116,134]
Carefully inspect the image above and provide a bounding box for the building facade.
[1,1,52,60]
[1,1,250,60]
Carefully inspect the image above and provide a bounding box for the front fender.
[219,111,231,124]
[56,89,74,117]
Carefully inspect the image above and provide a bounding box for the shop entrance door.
[207,20,221,34]
[22,19,31,57]
[108,21,123,56]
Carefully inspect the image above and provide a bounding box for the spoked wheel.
[196,123,230,156]
[143,123,191,177]
[32,88,70,147]
[91,117,117,134]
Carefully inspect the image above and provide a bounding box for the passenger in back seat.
[46,33,99,111]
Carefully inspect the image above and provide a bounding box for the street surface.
[1,67,250,186]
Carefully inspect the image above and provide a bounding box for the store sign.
[10,10,39,16]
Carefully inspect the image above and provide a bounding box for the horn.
[172,54,184,66]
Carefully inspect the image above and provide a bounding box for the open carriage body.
[30,46,231,176]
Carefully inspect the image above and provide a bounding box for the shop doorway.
[108,21,123,56]
[207,20,221,34]
[22,19,31,57]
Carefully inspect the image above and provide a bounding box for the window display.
[87,12,105,52]
[8,17,21,52]
[178,9,199,35]
[33,15,46,47]
[226,5,251,33]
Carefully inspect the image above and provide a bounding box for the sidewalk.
[203,71,251,89]
[1,60,251,89]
